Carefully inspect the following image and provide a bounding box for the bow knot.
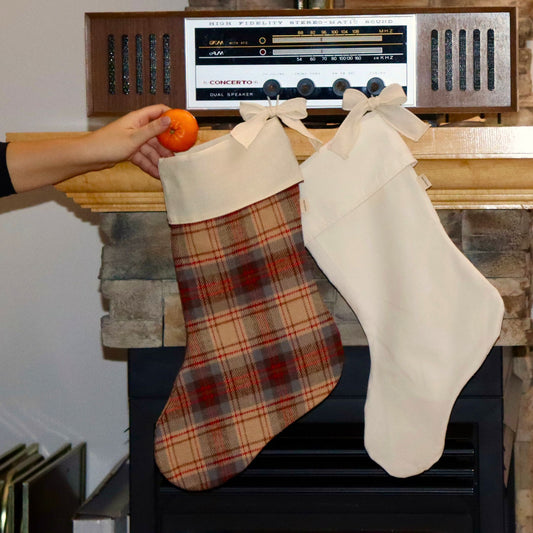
[329,84,429,159]
[266,104,277,119]
[367,97,379,111]
[231,98,321,150]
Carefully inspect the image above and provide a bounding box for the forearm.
[6,134,109,193]
[3,104,173,194]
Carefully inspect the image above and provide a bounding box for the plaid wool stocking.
[156,103,344,491]
[299,85,504,478]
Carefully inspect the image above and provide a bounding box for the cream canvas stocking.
[299,85,504,477]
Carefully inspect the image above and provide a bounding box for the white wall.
[0,0,186,494]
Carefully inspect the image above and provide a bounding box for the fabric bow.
[328,84,429,159]
[231,98,321,150]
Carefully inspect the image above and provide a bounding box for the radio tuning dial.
[366,77,385,96]
[297,78,315,98]
[263,79,281,98]
[332,78,350,97]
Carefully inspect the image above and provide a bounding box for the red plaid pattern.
[154,185,344,491]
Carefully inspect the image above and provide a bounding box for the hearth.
[128,345,514,533]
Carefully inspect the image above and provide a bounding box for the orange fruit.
[157,109,199,152]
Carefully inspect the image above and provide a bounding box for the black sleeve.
[0,142,16,198]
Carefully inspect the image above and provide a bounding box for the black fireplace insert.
[128,346,514,533]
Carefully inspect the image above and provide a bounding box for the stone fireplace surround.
[8,125,533,531]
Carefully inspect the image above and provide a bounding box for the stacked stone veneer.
[100,209,531,349]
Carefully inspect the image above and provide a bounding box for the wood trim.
[86,7,518,19]
[54,189,533,212]
[7,126,533,211]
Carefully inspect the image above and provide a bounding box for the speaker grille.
[416,11,514,110]
[430,28,498,93]
[86,13,182,114]
[104,31,172,97]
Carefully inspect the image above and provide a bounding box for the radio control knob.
[297,78,315,98]
[332,78,350,97]
[263,79,281,98]
[366,77,385,96]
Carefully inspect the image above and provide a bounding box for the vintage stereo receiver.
[86,8,517,117]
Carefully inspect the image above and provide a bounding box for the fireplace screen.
[128,346,513,533]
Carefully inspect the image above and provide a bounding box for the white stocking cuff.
[159,118,301,224]
[300,113,417,242]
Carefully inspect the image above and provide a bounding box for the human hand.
[89,104,176,178]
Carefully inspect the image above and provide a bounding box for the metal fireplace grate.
[159,422,477,494]
[128,346,511,533]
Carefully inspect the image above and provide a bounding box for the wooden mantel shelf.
[8,125,533,211]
